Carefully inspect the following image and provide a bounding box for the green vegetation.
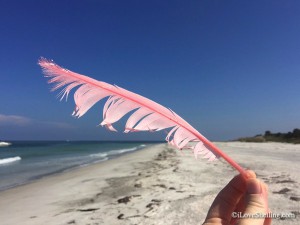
[237,129,300,144]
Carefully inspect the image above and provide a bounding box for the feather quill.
[38,58,245,175]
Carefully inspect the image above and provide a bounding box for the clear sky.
[0,0,299,141]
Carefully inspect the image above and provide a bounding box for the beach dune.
[0,142,299,225]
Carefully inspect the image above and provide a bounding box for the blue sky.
[0,0,299,141]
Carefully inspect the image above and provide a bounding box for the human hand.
[203,170,271,225]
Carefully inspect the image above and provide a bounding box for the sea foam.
[0,156,21,165]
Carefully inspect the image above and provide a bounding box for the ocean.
[0,141,157,191]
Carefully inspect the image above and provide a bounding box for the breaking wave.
[0,156,21,165]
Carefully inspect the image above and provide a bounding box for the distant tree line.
[264,129,300,138]
[237,128,300,144]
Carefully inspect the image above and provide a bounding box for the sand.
[0,142,299,225]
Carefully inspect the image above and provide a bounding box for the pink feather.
[38,58,245,175]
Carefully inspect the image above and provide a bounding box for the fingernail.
[247,179,262,194]
[245,170,256,179]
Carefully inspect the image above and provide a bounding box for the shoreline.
[0,141,155,192]
[0,142,299,225]
[0,143,159,192]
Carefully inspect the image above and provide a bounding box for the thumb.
[237,179,268,225]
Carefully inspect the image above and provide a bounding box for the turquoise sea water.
[0,141,157,191]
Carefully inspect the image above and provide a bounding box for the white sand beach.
[0,142,299,225]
